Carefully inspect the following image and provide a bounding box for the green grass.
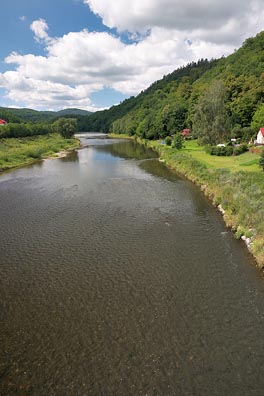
[0,133,80,172]
[182,140,261,172]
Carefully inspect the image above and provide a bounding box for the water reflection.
[140,158,182,182]
[60,150,79,162]
[95,140,158,160]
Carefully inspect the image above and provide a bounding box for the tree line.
[0,118,77,139]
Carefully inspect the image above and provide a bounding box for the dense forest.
[0,107,91,124]
[0,107,90,139]
[75,31,264,144]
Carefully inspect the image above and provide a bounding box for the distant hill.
[0,107,92,123]
[56,108,92,117]
[76,31,264,143]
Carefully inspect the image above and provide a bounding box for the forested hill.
[75,58,220,133]
[0,107,91,123]
[79,31,264,143]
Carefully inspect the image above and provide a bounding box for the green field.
[181,140,261,172]
[0,134,80,172]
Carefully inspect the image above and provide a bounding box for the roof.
[259,128,264,136]
[182,128,191,136]
[0,119,7,124]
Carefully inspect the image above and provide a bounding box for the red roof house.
[256,128,264,144]
[181,128,191,138]
[0,119,7,125]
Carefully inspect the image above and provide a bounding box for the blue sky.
[0,0,263,111]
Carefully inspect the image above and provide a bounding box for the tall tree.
[52,118,77,138]
[192,80,230,145]
[251,104,264,131]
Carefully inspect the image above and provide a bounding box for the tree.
[52,118,77,138]
[192,80,230,145]
[251,104,264,131]
[172,133,184,149]
[259,148,264,170]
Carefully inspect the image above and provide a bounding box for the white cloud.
[0,0,264,111]
[0,24,235,110]
[19,16,26,22]
[30,19,50,43]
[84,0,264,45]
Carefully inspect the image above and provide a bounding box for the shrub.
[233,144,248,156]
[260,148,264,170]
[165,136,172,146]
[225,146,234,156]
[172,133,184,150]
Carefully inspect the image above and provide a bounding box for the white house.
[256,128,264,144]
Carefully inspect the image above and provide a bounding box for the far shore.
[0,134,80,173]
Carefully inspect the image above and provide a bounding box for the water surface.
[0,137,264,395]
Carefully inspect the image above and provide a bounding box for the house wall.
[256,130,264,144]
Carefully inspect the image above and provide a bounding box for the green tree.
[52,118,77,138]
[172,133,184,149]
[192,80,230,145]
[251,104,264,131]
[259,148,264,170]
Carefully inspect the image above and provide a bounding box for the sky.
[0,0,263,112]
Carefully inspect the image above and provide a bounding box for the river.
[0,135,264,395]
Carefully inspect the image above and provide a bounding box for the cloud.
[30,19,50,43]
[1,0,264,111]
[19,16,26,21]
[0,23,235,110]
[84,0,264,45]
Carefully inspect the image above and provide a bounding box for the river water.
[0,136,264,395]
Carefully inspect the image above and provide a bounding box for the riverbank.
[109,134,264,270]
[0,133,80,172]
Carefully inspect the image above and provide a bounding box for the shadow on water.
[95,140,158,160]
[60,150,79,163]
[139,158,183,182]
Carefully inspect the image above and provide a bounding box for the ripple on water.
[0,139,264,395]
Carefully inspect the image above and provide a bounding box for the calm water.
[0,136,264,395]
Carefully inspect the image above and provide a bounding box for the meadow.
[0,133,80,171]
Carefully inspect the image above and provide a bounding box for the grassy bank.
[0,133,80,172]
[182,140,260,172]
[148,139,264,269]
[110,134,264,269]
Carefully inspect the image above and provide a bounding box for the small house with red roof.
[181,128,191,138]
[256,128,264,144]
[0,119,7,126]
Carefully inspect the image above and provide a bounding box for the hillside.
[0,107,91,123]
[80,31,264,142]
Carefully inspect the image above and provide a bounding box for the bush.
[233,144,248,156]
[260,148,264,170]
[172,133,184,150]
[225,146,234,156]
[208,144,247,156]
[165,136,172,146]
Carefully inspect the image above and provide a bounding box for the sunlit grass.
[0,134,80,171]
[182,140,261,172]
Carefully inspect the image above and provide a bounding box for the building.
[0,119,7,126]
[181,128,191,138]
[256,128,264,144]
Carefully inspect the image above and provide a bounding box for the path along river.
[0,135,264,395]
